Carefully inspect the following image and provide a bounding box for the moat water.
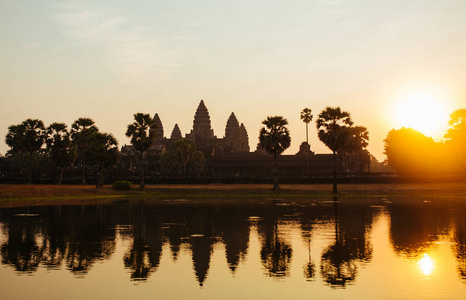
[0,196,465,299]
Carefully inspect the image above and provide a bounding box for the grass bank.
[0,182,465,207]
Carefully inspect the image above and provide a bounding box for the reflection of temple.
[0,200,389,287]
[120,100,367,178]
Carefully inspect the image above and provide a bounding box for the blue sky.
[1,0,465,160]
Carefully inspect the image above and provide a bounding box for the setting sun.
[393,90,451,139]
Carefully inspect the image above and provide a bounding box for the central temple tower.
[189,100,215,140]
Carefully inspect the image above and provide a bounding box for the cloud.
[53,3,178,80]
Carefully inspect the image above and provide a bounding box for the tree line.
[2,107,372,192]
[5,118,118,187]
[2,113,208,188]
[259,106,369,193]
[384,109,466,174]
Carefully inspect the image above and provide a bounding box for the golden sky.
[1,0,465,160]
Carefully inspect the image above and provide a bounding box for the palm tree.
[445,109,466,172]
[70,118,98,184]
[316,107,353,194]
[21,119,46,183]
[46,123,73,184]
[5,124,26,174]
[259,116,291,191]
[300,108,313,172]
[88,132,118,188]
[126,113,156,189]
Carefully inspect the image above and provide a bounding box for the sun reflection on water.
[418,253,435,276]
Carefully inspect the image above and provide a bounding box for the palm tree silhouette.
[125,113,156,189]
[316,107,353,194]
[259,116,291,191]
[71,118,98,184]
[22,119,46,183]
[46,122,73,184]
[300,108,313,173]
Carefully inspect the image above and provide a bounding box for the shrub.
[112,180,131,191]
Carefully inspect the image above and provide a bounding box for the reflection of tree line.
[1,199,465,286]
[388,200,466,282]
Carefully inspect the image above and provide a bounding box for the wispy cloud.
[53,3,178,80]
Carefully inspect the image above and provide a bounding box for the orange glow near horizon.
[392,88,452,140]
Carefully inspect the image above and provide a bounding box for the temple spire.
[170,124,182,140]
[190,100,214,139]
[224,112,241,153]
[151,113,164,142]
[239,123,249,152]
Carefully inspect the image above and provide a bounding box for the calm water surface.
[0,196,465,299]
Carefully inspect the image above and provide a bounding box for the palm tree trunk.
[58,168,64,185]
[332,150,337,194]
[96,165,103,188]
[140,151,145,189]
[273,152,279,191]
[17,152,22,174]
[81,161,87,185]
[306,123,309,173]
[28,151,33,183]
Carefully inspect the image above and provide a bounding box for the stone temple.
[145,100,251,157]
[120,100,370,179]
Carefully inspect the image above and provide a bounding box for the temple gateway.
[120,100,370,180]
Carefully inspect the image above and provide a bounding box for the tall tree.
[5,124,26,174]
[340,126,370,172]
[46,123,74,184]
[88,132,118,188]
[21,119,46,183]
[445,109,466,171]
[316,107,353,194]
[259,116,291,191]
[70,118,98,184]
[126,113,156,189]
[161,138,205,174]
[300,108,313,172]
[384,127,441,173]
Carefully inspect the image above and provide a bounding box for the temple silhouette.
[120,100,370,180]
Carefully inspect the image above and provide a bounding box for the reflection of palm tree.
[1,217,43,272]
[259,206,292,277]
[303,231,315,281]
[123,201,161,281]
[65,205,116,275]
[320,200,357,287]
[261,236,292,277]
[123,243,153,280]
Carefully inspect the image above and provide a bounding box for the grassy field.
[0,182,465,207]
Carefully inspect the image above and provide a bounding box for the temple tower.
[224,112,241,152]
[190,100,215,140]
[151,113,164,142]
[170,124,182,140]
[239,123,250,152]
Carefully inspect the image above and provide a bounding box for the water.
[0,197,465,299]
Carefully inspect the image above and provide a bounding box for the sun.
[393,89,451,139]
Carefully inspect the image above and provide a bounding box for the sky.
[1,0,465,160]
